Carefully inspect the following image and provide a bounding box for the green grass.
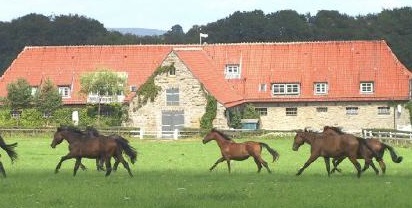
[0,135,411,208]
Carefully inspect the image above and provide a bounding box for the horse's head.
[202,129,216,144]
[292,131,305,151]
[51,127,65,148]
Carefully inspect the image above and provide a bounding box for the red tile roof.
[0,40,410,106]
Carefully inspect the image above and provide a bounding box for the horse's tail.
[0,136,18,163]
[383,143,403,163]
[115,138,137,164]
[259,142,279,162]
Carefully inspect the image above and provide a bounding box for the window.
[360,82,374,94]
[259,84,267,92]
[224,64,241,79]
[255,107,268,116]
[43,111,52,118]
[314,82,328,95]
[346,107,358,115]
[316,107,328,113]
[130,85,137,92]
[31,87,38,96]
[166,88,179,106]
[273,83,300,95]
[58,86,71,98]
[169,67,176,76]
[11,110,21,119]
[286,107,297,116]
[378,106,390,115]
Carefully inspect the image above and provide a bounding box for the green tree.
[33,78,62,126]
[6,78,32,109]
[79,69,127,124]
[242,103,260,119]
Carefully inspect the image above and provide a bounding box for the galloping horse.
[50,126,137,177]
[202,128,279,173]
[324,126,402,175]
[292,130,367,177]
[0,136,17,177]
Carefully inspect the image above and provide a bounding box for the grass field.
[0,134,411,208]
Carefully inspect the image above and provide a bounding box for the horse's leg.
[104,157,112,177]
[0,161,6,177]
[113,157,120,171]
[116,155,133,177]
[253,157,263,173]
[347,157,362,178]
[331,158,344,173]
[378,159,386,175]
[324,157,331,176]
[369,161,379,175]
[255,155,271,173]
[209,157,225,172]
[296,154,319,176]
[226,160,231,173]
[73,158,82,176]
[55,155,72,174]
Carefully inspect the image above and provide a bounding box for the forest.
[0,7,411,74]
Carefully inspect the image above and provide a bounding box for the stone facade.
[256,101,410,132]
[128,52,229,132]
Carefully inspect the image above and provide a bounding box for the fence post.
[173,129,178,140]
[139,129,144,140]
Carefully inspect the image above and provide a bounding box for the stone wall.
[256,101,410,132]
[128,51,229,132]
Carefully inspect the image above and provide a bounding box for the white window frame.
[166,88,179,106]
[316,107,328,113]
[360,82,374,94]
[286,107,297,116]
[346,107,359,115]
[314,82,328,95]
[31,87,38,96]
[58,86,71,98]
[378,106,390,115]
[224,64,241,79]
[255,107,268,116]
[272,83,300,95]
[259,84,267,92]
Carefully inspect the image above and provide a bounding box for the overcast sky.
[0,0,411,31]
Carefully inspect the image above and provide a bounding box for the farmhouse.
[0,40,410,133]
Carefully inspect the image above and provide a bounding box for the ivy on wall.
[200,94,217,131]
[134,64,175,110]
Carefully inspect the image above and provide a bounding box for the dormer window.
[360,82,374,94]
[58,86,71,98]
[224,64,241,79]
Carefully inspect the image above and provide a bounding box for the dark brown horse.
[292,129,368,177]
[324,126,402,175]
[202,128,279,173]
[0,136,17,177]
[50,126,137,177]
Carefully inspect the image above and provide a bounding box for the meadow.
[0,134,411,208]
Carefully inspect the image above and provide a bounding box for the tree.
[33,78,62,126]
[79,69,127,124]
[6,78,32,109]
[163,24,185,44]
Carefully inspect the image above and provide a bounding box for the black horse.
[51,126,137,177]
[0,135,18,177]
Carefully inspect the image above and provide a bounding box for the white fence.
[362,129,412,144]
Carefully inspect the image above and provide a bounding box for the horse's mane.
[85,126,101,137]
[58,125,87,136]
[211,128,233,141]
[323,126,345,135]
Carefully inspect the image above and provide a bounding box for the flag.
[200,33,208,38]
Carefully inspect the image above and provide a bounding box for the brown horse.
[324,126,402,175]
[202,128,279,173]
[0,136,18,177]
[50,126,137,177]
[292,130,367,177]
